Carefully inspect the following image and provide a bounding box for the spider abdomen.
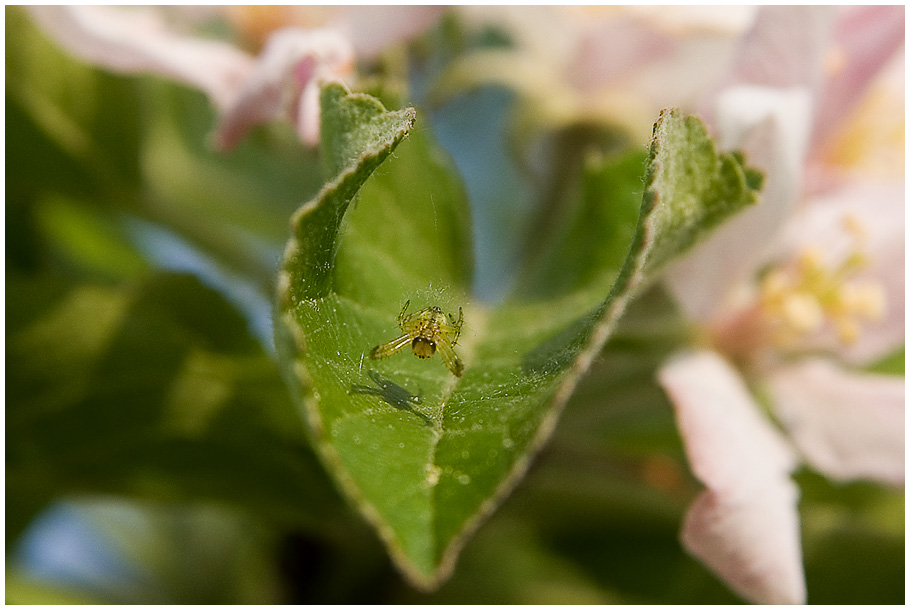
[411,337,436,358]
[369,300,464,376]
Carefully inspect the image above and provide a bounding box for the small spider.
[370,300,464,377]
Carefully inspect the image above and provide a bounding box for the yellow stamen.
[819,69,905,179]
[842,214,868,241]
[226,6,335,50]
[760,270,789,302]
[838,282,886,321]
[781,292,824,334]
[758,215,887,347]
[226,6,295,50]
[833,316,860,344]
[797,246,825,274]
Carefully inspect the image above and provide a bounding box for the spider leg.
[397,300,411,328]
[449,307,464,344]
[435,338,464,377]
[370,333,413,360]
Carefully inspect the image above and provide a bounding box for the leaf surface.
[6,272,341,546]
[275,90,761,587]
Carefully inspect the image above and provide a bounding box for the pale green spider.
[369,300,464,377]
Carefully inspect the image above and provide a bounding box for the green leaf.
[275,94,760,588]
[137,82,328,286]
[9,500,285,604]
[866,347,904,376]
[6,272,343,547]
[6,7,143,199]
[515,149,647,299]
[31,194,150,280]
[6,572,112,605]
[7,8,324,289]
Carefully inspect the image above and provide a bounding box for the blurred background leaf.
[6,5,903,605]
[7,272,346,546]
[8,500,285,604]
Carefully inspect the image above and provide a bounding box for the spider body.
[370,300,464,377]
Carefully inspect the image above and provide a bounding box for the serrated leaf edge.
[418,107,759,590]
[275,90,425,586]
[276,106,758,592]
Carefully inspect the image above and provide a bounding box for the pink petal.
[812,6,906,148]
[683,482,805,605]
[665,7,849,322]
[658,350,805,604]
[659,350,798,494]
[767,358,905,487]
[328,6,445,61]
[665,86,813,321]
[296,80,323,148]
[775,181,905,364]
[566,16,676,92]
[565,8,754,129]
[28,6,253,110]
[706,6,835,100]
[211,27,353,150]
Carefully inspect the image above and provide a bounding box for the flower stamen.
[759,216,886,346]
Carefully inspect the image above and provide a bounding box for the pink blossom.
[659,350,805,605]
[436,6,758,141]
[430,7,903,603]
[27,6,255,111]
[658,6,904,604]
[27,6,443,149]
[210,26,354,150]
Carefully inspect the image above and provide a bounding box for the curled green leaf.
[275,90,760,589]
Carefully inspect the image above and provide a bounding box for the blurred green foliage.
[5,6,903,604]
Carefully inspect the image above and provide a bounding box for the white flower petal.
[665,86,813,321]
[28,6,252,110]
[659,350,798,494]
[29,7,359,150]
[776,181,905,363]
[715,6,835,94]
[682,482,805,605]
[658,350,805,604]
[296,80,323,148]
[665,7,837,321]
[767,358,905,487]
[812,5,906,148]
[211,27,353,150]
[329,6,445,61]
